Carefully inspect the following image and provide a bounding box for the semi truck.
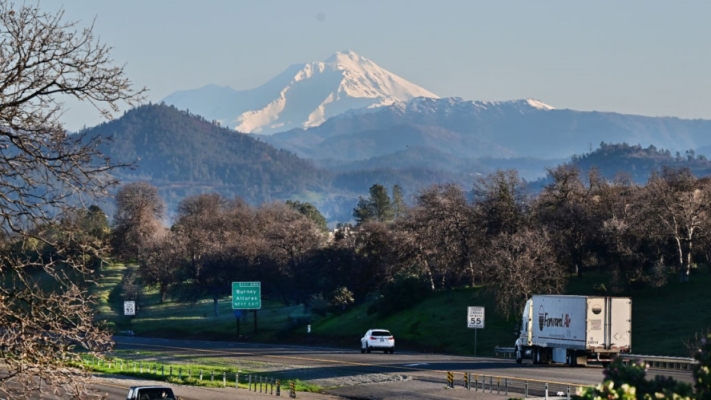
[514,295,631,366]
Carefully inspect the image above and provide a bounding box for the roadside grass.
[92,263,128,322]
[620,268,711,357]
[306,286,516,356]
[308,268,711,357]
[93,262,711,358]
[77,354,320,392]
[95,264,311,342]
[118,299,310,341]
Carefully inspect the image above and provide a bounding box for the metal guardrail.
[493,346,697,370]
[441,371,580,399]
[494,346,515,358]
[619,354,697,370]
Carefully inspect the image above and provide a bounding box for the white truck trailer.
[514,295,631,366]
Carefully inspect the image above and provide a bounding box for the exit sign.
[232,282,261,309]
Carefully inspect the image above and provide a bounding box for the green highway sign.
[232,281,261,309]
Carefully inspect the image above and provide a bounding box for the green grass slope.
[302,288,512,356]
[93,264,711,357]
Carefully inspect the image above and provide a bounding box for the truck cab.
[126,386,178,400]
[514,298,533,363]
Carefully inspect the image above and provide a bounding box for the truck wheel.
[566,350,576,367]
[545,349,552,364]
[515,347,523,364]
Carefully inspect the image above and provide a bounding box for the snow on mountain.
[338,96,555,119]
[526,99,555,110]
[162,50,438,135]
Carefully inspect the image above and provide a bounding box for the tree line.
[110,164,711,318]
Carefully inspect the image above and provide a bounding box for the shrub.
[375,274,432,317]
[576,340,711,399]
[330,286,354,310]
[307,293,329,316]
[682,327,711,357]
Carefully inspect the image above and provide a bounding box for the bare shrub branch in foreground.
[0,2,145,398]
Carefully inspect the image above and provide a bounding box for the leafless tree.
[483,228,566,318]
[404,184,480,289]
[259,202,326,304]
[0,2,145,398]
[174,193,228,270]
[172,193,233,316]
[577,172,665,291]
[111,182,165,261]
[119,265,141,303]
[473,169,531,236]
[395,205,444,290]
[535,165,595,277]
[138,229,181,303]
[643,167,711,282]
[361,220,401,271]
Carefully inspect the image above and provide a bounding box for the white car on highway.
[361,329,395,354]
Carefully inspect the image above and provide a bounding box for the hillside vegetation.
[98,263,711,358]
[570,142,711,184]
[78,103,711,223]
[97,156,711,363]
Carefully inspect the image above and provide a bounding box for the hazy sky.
[52,0,711,131]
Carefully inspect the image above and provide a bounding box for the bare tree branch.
[0,2,145,398]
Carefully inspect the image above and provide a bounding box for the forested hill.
[569,142,711,183]
[80,105,711,223]
[83,103,331,204]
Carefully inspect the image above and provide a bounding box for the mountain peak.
[326,49,362,62]
[163,51,438,135]
[525,99,555,110]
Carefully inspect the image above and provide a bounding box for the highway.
[103,336,694,399]
[6,337,693,399]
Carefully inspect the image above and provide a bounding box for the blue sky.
[54,0,711,131]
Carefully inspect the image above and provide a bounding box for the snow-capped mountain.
[263,96,711,162]
[162,50,438,135]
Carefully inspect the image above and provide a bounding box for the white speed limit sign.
[124,301,136,316]
[467,306,484,329]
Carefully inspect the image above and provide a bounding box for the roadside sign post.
[467,306,485,356]
[232,282,261,309]
[234,310,242,337]
[232,282,261,334]
[123,301,136,333]
[124,301,136,316]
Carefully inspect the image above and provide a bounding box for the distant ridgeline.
[77,104,711,223]
[569,142,711,184]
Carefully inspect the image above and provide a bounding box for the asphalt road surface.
[105,336,693,399]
